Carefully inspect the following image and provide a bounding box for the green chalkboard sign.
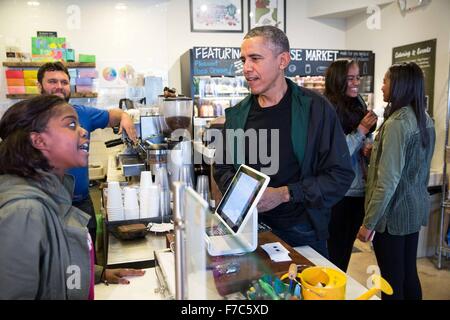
[392,39,436,116]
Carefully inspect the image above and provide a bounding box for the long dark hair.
[324,59,368,134]
[0,95,68,180]
[384,62,429,147]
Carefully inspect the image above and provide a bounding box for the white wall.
[0,0,170,108]
[165,0,346,92]
[306,0,394,18]
[346,0,450,171]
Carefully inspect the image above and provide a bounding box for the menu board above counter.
[190,46,243,77]
[186,46,374,79]
[286,48,375,77]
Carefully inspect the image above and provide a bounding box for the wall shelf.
[6,92,98,99]
[2,62,95,68]
[3,61,97,99]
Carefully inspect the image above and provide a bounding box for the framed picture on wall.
[248,0,286,32]
[190,0,243,33]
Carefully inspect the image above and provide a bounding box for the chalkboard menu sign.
[286,49,375,77]
[190,46,374,77]
[191,47,243,77]
[181,46,375,98]
[286,49,375,93]
[392,39,436,116]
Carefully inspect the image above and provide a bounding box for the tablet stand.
[205,207,258,256]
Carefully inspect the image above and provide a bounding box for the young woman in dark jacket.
[325,59,378,271]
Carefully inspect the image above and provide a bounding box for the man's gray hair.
[244,25,290,54]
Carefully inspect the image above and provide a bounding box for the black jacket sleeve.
[288,92,354,209]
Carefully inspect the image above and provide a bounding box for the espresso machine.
[106,110,169,178]
[160,97,194,187]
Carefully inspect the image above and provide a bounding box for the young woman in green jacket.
[358,62,435,300]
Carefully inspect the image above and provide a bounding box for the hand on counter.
[104,268,146,285]
[257,186,290,213]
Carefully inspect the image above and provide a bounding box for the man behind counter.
[37,62,137,254]
[214,26,354,257]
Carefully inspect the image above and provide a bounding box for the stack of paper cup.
[123,186,140,220]
[107,181,124,221]
[140,184,160,219]
[140,171,153,187]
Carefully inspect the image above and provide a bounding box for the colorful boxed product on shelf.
[78,54,95,63]
[78,68,97,78]
[75,77,93,86]
[75,85,93,93]
[25,86,39,94]
[68,68,78,78]
[7,86,26,94]
[66,49,75,62]
[23,69,38,79]
[24,78,37,86]
[6,78,24,86]
[5,69,24,79]
[31,37,67,62]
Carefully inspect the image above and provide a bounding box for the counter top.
[294,246,378,300]
[96,232,378,300]
[107,232,167,267]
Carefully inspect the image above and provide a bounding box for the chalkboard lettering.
[305,50,338,62]
[417,46,432,55]
[392,39,436,116]
[395,51,412,59]
[194,47,240,60]
[290,49,303,61]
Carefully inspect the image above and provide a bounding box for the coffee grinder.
[160,97,194,187]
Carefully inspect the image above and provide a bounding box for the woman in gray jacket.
[358,62,435,300]
[0,95,143,299]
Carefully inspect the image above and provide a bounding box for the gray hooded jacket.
[0,172,92,299]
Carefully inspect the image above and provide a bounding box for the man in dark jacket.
[214,26,354,257]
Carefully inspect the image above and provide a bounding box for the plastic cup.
[179,164,193,188]
[196,175,210,203]
[155,167,169,191]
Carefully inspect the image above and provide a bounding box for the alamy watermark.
[172,128,280,176]
[66,5,81,30]
[366,5,381,30]
[66,265,81,290]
